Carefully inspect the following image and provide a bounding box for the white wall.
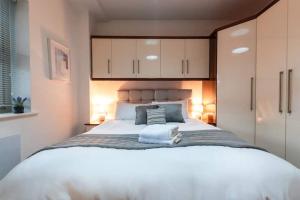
[93,20,232,36]
[0,0,91,159]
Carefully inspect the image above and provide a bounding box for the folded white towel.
[139,124,179,141]
[139,133,182,145]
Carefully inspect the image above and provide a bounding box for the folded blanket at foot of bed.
[32,130,266,156]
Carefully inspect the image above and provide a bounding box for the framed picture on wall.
[48,39,71,81]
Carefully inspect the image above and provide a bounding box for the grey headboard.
[118,89,192,103]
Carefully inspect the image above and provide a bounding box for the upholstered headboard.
[118,89,192,103]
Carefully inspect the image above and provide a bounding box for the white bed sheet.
[88,118,219,135]
[1,119,300,200]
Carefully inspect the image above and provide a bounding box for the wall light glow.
[192,97,202,105]
[232,47,249,54]
[92,96,114,106]
[91,96,114,123]
[191,97,203,119]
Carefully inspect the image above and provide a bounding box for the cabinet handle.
[132,60,135,74]
[250,77,254,111]
[186,60,189,74]
[182,60,185,74]
[279,71,284,113]
[138,60,140,74]
[288,69,293,114]
[107,59,110,74]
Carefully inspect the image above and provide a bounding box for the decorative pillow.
[115,102,149,120]
[135,105,159,125]
[147,108,166,125]
[152,100,189,119]
[157,104,185,123]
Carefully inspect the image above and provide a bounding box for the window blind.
[0,0,15,113]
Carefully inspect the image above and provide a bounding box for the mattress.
[0,119,300,200]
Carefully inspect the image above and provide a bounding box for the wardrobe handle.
[288,69,293,114]
[107,59,110,74]
[132,60,135,74]
[138,60,140,74]
[186,60,189,74]
[279,71,284,113]
[250,77,254,111]
[182,60,185,74]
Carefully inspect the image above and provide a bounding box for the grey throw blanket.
[33,130,266,156]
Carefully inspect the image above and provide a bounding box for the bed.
[0,89,300,200]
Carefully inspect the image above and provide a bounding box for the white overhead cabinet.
[161,39,185,78]
[217,20,257,144]
[91,39,112,78]
[136,39,161,78]
[111,39,137,78]
[256,0,288,159]
[91,38,209,79]
[185,39,209,78]
[161,39,209,78]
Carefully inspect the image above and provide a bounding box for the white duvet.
[1,119,300,200]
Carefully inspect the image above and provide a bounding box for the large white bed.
[0,119,300,200]
[1,89,300,200]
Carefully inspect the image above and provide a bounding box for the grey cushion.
[147,108,166,125]
[157,104,185,123]
[135,105,159,125]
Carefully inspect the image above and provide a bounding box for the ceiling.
[70,0,274,21]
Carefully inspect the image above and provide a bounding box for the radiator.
[0,135,21,180]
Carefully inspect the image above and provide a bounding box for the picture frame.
[48,39,71,81]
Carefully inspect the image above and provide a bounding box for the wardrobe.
[218,0,300,167]
[217,20,257,144]
[256,0,300,166]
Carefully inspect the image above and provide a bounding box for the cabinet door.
[136,39,161,78]
[161,39,185,78]
[217,20,257,144]
[286,0,300,167]
[92,39,112,78]
[256,0,288,158]
[111,39,137,78]
[185,39,209,78]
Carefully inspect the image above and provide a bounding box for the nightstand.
[208,122,217,127]
[84,123,100,132]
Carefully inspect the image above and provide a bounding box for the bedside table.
[208,122,217,127]
[84,123,100,132]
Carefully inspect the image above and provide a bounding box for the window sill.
[0,112,38,121]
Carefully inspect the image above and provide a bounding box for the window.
[0,0,16,113]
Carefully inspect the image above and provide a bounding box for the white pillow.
[115,102,148,120]
[152,100,189,119]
